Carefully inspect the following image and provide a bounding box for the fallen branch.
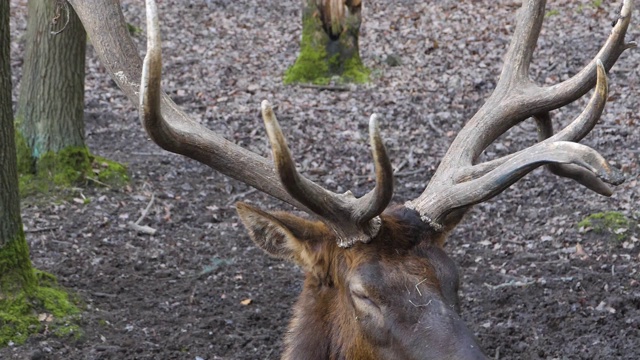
[86,176,111,189]
[128,193,157,235]
[24,226,59,233]
[484,280,536,290]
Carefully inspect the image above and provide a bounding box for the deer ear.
[236,202,329,267]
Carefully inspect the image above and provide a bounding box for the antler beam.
[70,0,392,247]
[406,0,635,229]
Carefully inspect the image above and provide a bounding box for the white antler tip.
[369,114,380,133]
[261,100,272,111]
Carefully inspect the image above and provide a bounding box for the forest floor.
[4,0,640,359]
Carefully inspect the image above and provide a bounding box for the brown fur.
[237,203,485,359]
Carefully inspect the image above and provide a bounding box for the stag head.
[69,0,635,358]
[237,203,485,359]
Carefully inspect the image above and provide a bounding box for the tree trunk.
[16,0,86,160]
[284,0,369,84]
[13,1,127,190]
[1,0,37,297]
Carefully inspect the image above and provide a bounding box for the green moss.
[14,127,34,175]
[284,8,369,85]
[0,293,38,346]
[36,146,93,186]
[0,232,82,347]
[33,271,80,318]
[0,281,82,347]
[545,9,560,17]
[15,141,128,197]
[284,13,330,85]
[18,173,48,198]
[0,228,37,295]
[341,53,370,84]
[127,22,142,36]
[92,155,129,187]
[578,211,631,242]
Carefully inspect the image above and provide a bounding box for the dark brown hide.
[238,204,486,359]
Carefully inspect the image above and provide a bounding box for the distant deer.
[70,0,635,358]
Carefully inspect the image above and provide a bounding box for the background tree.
[15,0,125,192]
[284,0,369,84]
[1,0,34,295]
[0,0,79,348]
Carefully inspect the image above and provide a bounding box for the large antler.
[406,0,635,230]
[69,0,393,247]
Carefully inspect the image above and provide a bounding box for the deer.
[69,0,635,358]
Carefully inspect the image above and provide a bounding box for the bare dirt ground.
[4,0,640,359]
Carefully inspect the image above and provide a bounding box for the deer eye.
[350,285,379,310]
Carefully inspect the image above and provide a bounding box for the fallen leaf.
[575,243,589,259]
[37,313,53,322]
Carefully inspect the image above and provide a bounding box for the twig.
[188,284,198,305]
[49,239,73,245]
[92,292,117,299]
[393,159,408,174]
[128,222,157,235]
[298,84,351,92]
[86,176,111,189]
[24,226,58,233]
[484,280,535,290]
[427,116,445,136]
[408,299,432,308]
[414,277,430,297]
[131,152,169,156]
[226,188,258,206]
[394,169,425,177]
[128,194,157,235]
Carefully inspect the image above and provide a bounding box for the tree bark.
[16,0,86,159]
[0,0,37,295]
[285,0,369,84]
[317,0,362,39]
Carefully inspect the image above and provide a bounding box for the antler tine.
[546,61,609,143]
[352,114,394,225]
[132,0,308,212]
[498,0,546,86]
[533,62,615,195]
[262,102,393,247]
[406,0,634,230]
[442,0,633,170]
[261,100,338,218]
[140,0,162,145]
[460,60,609,182]
[422,141,625,221]
[542,0,636,106]
[533,113,614,196]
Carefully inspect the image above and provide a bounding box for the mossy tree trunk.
[2,5,81,346]
[16,0,87,175]
[1,0,37,303]
[284,0,369,84]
